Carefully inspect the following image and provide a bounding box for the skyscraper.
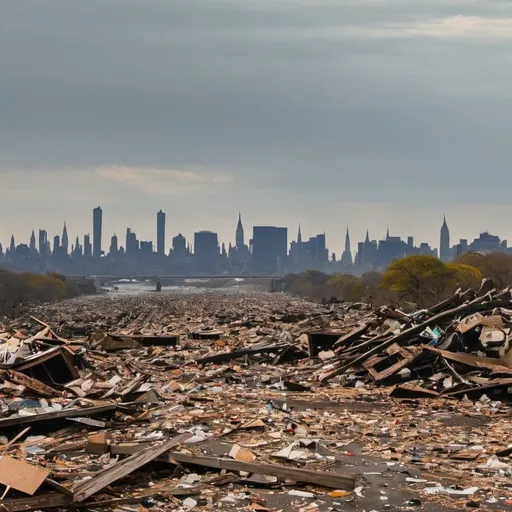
[62,222,69,255]
[39,230,48,260]
[29,230,36,253]
[173,234,187,262]
[53,235,60,255]
[236,212,244,249]
[84,234,92,257]
[110,234,119,257]
[341,227,352,266]
[93,206,102,259]
[194,231,219,273]
[126,228,139,257]
[252,226,288,274]
[157,210,166,256]
[440,215,450,262]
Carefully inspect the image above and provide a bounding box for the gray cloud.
[1,0,512,253]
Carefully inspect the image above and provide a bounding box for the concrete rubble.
[0,283,512,510]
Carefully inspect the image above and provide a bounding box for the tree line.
[282,252,512,308]
[0,270,80,315]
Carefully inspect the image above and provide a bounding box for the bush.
[0,270,80,314]
[382,255,482,307]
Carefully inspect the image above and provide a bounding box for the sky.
[2,0,512,255]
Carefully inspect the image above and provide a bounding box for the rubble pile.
[0,284,511,511]
[315,279,512,400]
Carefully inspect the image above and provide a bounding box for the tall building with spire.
[341,227,352,266]
[236,212,244,249]
[9,235,15,254]
[62,222,69,255]
[440,215,451,262]
[29,230,36,253]
[230,213,250,269]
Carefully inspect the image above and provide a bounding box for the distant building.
[126,228,139,257]
[38,230,48,260]
[73,236,82,257]
[157,210,166,256]
[341,227,353,267]
[289,225,302,267]
[236,212,244,250]
[110,234,119,257]
[194,231,219,273]
[252,226,287,274]
[440,216,450,261]
[229,213,250,271]
[62,222,69,255]
[53,235,60,254]
[469,232,504,253]
[302,233,328,268]
[93,206,103,259]
[140,241,153,259]
[172,234,187,263]
[84,234,92,258]
[29,230,36,253]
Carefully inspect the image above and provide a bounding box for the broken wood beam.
[332,322,372,350]
[0,492,71,512]
[5,370,59,398]
[0,404,116,429]
[163,452,357,490]
[193,343,292,366]
[72,433,191,503]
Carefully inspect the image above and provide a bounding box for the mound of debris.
[0,285,511,510]
[315,279,512,401]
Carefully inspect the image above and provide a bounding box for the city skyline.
[1,206,509,270]
[1,206,510,259]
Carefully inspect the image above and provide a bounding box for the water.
[104,280,260,295]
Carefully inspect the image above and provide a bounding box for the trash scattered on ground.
[0,284,511,510]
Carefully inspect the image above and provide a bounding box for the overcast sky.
[2,0,512,255]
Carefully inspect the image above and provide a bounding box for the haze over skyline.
[2,0,512,253]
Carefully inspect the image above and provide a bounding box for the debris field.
[1,282,512,511]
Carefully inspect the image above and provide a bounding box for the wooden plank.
[76,488,201,509]
[0,492,71,512]
[332,322,372,350]
[163,452,356,490]
[5,371,59,397]
[0,404,116,429]
[424,346,512,371]
[390,384,441,399]
[193,343,291,366]
[45,478,73,497]
[446,378,512,398]
[72,433,191,503]
[363,344,421,382]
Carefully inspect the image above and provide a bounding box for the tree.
[456,252,512,289]
[325,274,364,302]
[445,262,482,290]
[382,255,448,307]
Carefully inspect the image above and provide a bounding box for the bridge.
[66,275,286,293]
